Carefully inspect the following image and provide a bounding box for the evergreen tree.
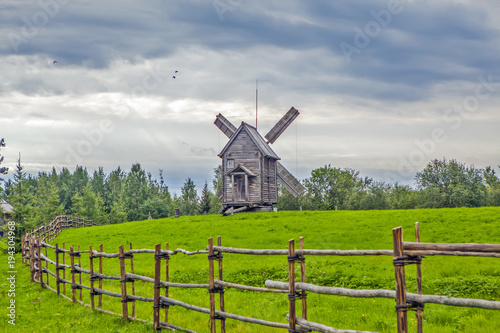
[6,154,35,248]
[105,166,125,210]
[123,163,148,221]
[198,181,212,215]
[109,200,127,224]
[72,183,106,224]
[91,167,106,203]
[57,167,73,211]
[31,175,63,227]
[180,178,198,215]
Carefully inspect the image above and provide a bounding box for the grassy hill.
[2,207,499,332]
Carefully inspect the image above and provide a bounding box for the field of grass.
[1,207,499,332]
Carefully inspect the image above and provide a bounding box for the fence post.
[288,239,296,332]
[62,242,66,294]
[89,245,95,310]
[299,236,307,320]
[119,245,129,324]
[45,241,49,287]
[37,238,44,289]
[130,242,136,318]
[415,222,423,333]
[164,242,170,324]
[78,245,82,301]
[393,227,408,333]
[99,244,103,309]
[153,243,162,330]
[217,237,226,333]
[29,238,34,282]
[208,238,217,333]
[70,246,76,302]
[56,243,60,296]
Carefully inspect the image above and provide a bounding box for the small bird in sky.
[172,76,176,79]
[53,61,57,64]
[175,70,178,73]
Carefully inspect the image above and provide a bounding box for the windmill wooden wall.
[219,123,279,208]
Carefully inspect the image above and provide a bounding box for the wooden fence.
[22,216,499,333]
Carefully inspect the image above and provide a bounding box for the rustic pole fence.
[23,216,499,333]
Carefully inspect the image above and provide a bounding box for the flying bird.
[175,70,178,73]
[172,76,176,79]
[53,61,57,64]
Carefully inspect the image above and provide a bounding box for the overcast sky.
[1,0,499,194]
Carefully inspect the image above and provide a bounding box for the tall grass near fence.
[3,207,500,332]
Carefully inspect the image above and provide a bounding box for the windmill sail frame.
[265,107,300,144]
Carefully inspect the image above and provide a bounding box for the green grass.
[1,207,500,332]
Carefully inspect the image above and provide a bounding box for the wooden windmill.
[214,107,306,215]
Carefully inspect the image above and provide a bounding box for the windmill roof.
[218,122,280,160]
[224,163,258,177]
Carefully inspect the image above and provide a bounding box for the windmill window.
[227,159,235,168]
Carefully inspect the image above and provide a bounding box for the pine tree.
[180,178,198,215]
[109,200,127,224]
[72,183,106,223]
[7,154,34,248]
[31,175,63,227]
[122,163,148,221]
[198,181,212,215]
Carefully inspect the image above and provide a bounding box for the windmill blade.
[277,162,306,197]
[214,113,237,138]
[265,107,300,144]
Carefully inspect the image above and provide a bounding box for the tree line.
[278,159,500,211]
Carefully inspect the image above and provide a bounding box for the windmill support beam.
[245,174,249,202]
[231,174,235,203]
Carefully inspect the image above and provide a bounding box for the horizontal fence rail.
[22,217,499,333]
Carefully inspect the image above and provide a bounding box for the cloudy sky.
[1,0,499,194]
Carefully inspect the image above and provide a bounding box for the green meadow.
[1,207,499,332]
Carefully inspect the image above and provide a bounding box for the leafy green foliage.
[416,158,487,208]
[179,177,198,216]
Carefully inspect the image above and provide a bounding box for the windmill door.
[234,175,248,202]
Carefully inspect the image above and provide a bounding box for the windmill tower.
[214,107,306,215]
